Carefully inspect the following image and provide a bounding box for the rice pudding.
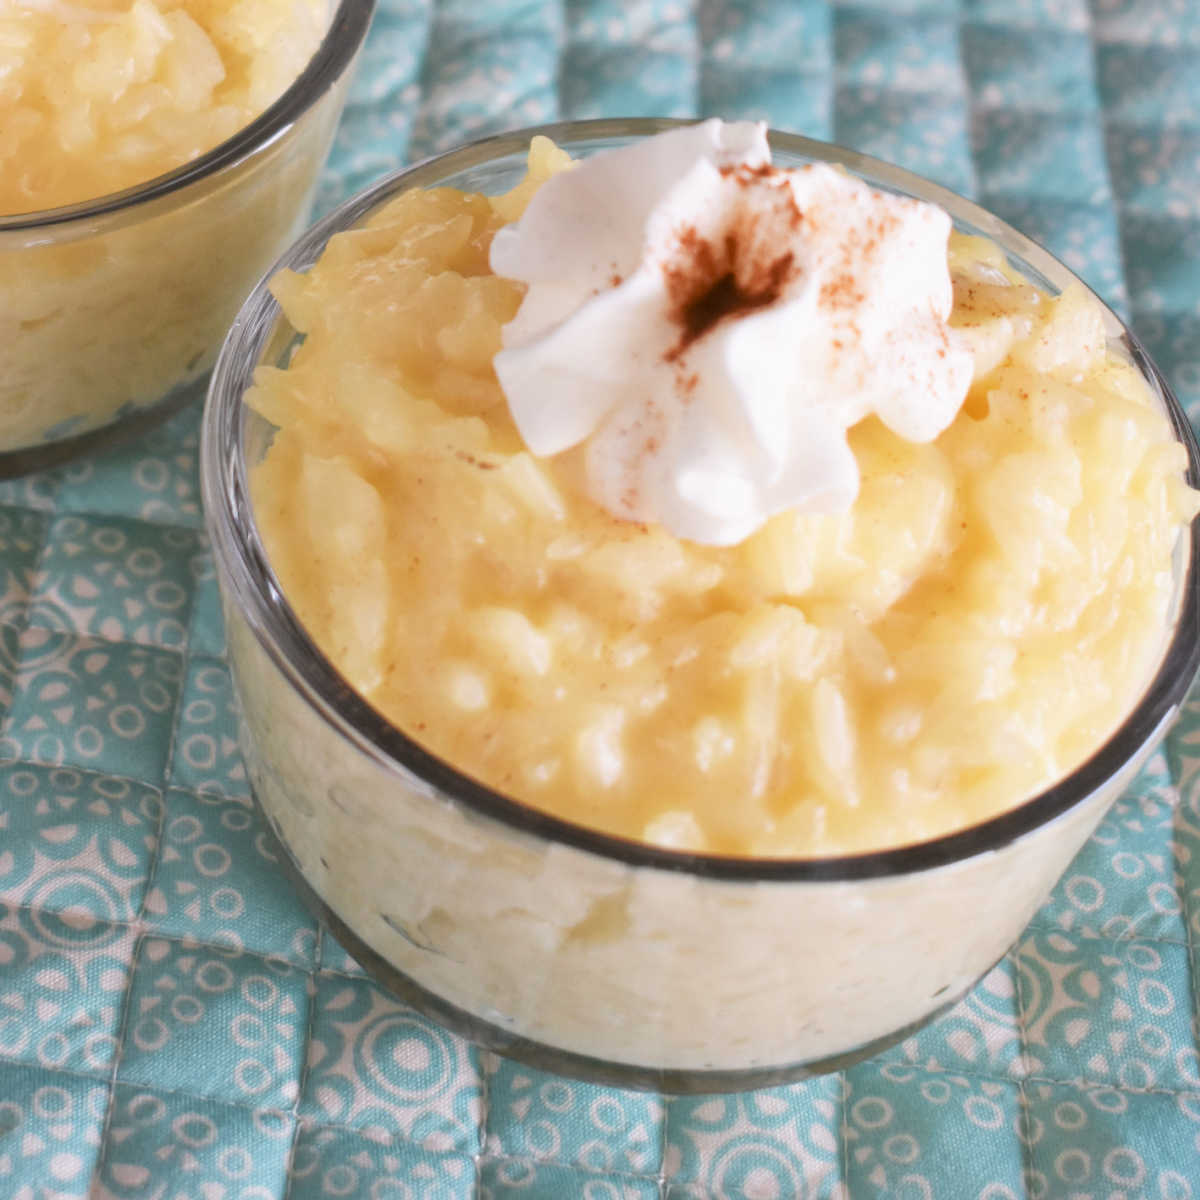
[248,127,1198,857]
[0,0,352,460]
[205,123,1199,1079]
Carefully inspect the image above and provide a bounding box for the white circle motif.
[196,960,235,993]
[1148,882,1180,914]
[217,1147,253,1180]
[362,1017,453,1101]
[37,1032,68,1067]
[211,888,245,919]
[1127,944,1161,971]
[1054,1101,1087,1131]
[134,459,168,492]
[1065,874,1104,910]
[1160,1170,1193,1200]
[95,775,129,800]
[193,842,231,877]
[232,1013,267,1049]
[33,1086,71,1120]
[588,1096,625,1133]
[497,1159,535,1185]
[234,1058,272,1095]
[964,1095,1005,1130]
[72,727,102,758]
[883,1134,919,1164]
[147,580,186,611]
[127,548,162,577]
[183,734,217,770]
[109,705,145,739]
[172,1113,218,1148]
[168,815,203,845]
[1111,852,1144,880]
[132,1017,169,1052]
[221,808,253,832]
[185,698,216,724]
[526,1120,561,1159]
[240,976,278,1010]
[1102,1148,1145,1187]
[170,995,204,1025]
[851,1097,893,1129]
[1138,978,1174,1016]
[1086,1087,1127,1115]
[127,1094,166,1125]
[539,1081,573,1113]
[323,1165,359,1197]
[1055,1149,1091,1183]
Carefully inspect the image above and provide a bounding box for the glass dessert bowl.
[201,119,1200,1092]
[0,0,374,475]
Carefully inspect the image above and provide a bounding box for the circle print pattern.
[302,974,482,1147]
[842,1066,1023,1197]
[0,764,159,927]
[1,629,182,778]
[29,514,199,650]
[487,1059,663,1177]
[355,1009,457,1104]
[666,1080,841,1198]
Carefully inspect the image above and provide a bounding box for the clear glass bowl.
[0,0,374,476]
[201,118,1200,1093]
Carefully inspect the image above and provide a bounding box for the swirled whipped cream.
[490,120,974,546]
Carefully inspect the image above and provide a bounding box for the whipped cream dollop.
[490,120,973,546]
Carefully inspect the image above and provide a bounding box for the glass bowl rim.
[0,0,375,233]
[201,116,1200,884]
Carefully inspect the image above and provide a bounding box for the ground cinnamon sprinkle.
[719,162,805,233]
[656,164,810,366]
[614,398,668,514]
[663,227,799,361]
[819,272,865,309]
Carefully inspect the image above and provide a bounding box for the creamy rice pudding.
[0,0,349,459]
[205,124,1199,1079]
[248,127,1198,856]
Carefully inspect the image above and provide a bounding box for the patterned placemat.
[3,1,1200,1196]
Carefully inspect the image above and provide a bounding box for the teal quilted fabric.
[2,2,1200,1197]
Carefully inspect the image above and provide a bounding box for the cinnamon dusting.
[663,214,802,362]
[652,162,808,366]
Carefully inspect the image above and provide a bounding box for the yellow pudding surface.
[249,139,1198,857]
[1,0,326,214]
